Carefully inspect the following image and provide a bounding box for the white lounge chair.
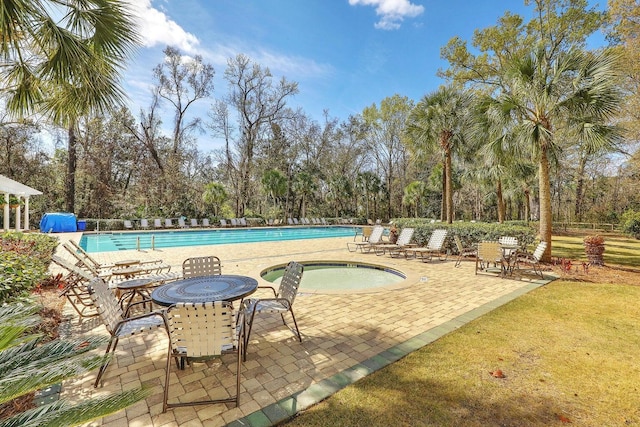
[405,229,449,262]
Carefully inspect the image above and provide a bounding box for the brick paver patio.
[52,232,553,427]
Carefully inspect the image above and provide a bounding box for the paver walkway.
[53,233,553,427]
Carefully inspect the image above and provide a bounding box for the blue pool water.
[79,226,359,253]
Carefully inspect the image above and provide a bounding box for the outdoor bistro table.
[500,244,520,276]
[151,274,258,307]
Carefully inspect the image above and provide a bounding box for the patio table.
[151,274,258,307]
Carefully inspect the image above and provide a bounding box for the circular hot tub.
[260,260,407,294]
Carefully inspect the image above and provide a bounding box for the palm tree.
[403,181,426,218]
[293,172,316,219]
[0,304,147,427]
[405,86,472,224]
[261,169,287,216]
[483,47,623,260]
[202,182,228,217]
[0,0,139,212]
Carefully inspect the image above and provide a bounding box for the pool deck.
[52,232,554,427]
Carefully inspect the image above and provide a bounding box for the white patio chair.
[405,229,449,262]
[87,277,168,387]
[163,301,243,411]
[182,256,222,278]
[241,261,304,359]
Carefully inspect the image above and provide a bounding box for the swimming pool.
[261,261,406,293]
[79,226,359,252]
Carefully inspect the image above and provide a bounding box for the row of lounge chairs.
[347,225,547,276]
[124,217,252,230]
[286,217,327,225]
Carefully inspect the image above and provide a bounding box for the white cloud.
[348,0,424,30]
[124,0,200,53]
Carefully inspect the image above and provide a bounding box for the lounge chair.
[230,218,238,227]
[51,255,99,318]
[293,218,299,225]
[321,218,327,225]
[287,218,293,225]
[165,218,174,228]
[405,229,449,262]
[154,219,163,229]
[241,261,303,359]
[346,225,385,253]
[239,217,248,227]
[162,301,243,411]
[374,227,416,257]
[454,235,477,267]
[190,218,200,227]
[220,219,228,227]
[177,218,187,228]
[202,218,210,227]
[124,220,133,230]
[140,219,150,229]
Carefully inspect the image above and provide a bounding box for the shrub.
[621,210,640,239]
[0,232,58,304]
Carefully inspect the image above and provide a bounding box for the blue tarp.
[40,212,77,233]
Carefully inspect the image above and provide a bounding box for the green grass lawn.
[285,232,640,426]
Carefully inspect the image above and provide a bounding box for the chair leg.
[163,344,173,413]
[243,306,258,361]
[94,336,119,388]
[288,309,302,342]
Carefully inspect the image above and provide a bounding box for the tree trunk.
[496,178,505,223]
[524,187,531,224]
[65,124,77,213]
[574,153,588,221]
[440,163,446,221]
[444,149,453,224]
[539,148,553,262]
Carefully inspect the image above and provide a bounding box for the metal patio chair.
[87,277,169,387]
[514,241,548,278]
[241,261,304,360]
[182,256,222,278]
[163,301,243,412]
[475,241,504,275]
[454,235,477,267]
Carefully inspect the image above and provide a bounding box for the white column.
[23,197,30,231]
[15,200,21,231]
[2,193,8,231]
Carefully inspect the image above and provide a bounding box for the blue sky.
[123,0,607,152]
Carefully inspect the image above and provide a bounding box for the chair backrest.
[454,235,464,252]
[182,256,222,278]
[124,220,133,229]
[87,277,123,334]
[165,218,173,227]
[68,240,100,266]
[277,261,304,307]
[477,241,501,262]
[166,301,236,357]
[293,218,299,224]
[395,228,415,246]
[230,218,238,227]
[220,219,228,227]
[532,241,547,261]
[190,218,199,227]
[178,218,186,227]
[427,229,448,250]
[499,236,518,246]
[51,255,95,281]
[140,219,149,228]
[240,218,247,226]
[202,218,210,227]
[154,219,162,228]
[368,225,384,244]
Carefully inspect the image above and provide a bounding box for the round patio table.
[151,274,258,307]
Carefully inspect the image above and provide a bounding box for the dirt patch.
[547,262,640,286]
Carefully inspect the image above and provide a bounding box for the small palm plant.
[0,304,147,427]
